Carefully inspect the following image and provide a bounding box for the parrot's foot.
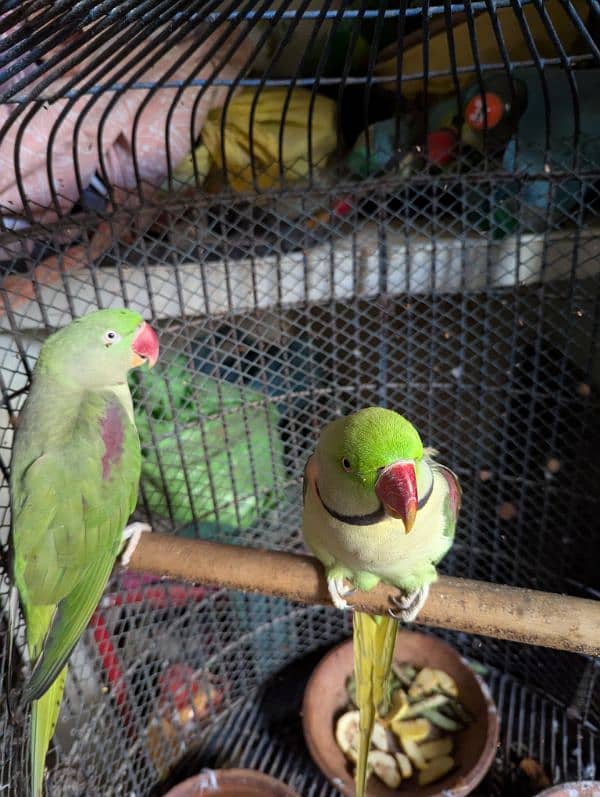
[327,575,356,611]
[389,584,430,623]
[120,522,152,568]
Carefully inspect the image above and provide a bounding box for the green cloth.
[132,355,285,535]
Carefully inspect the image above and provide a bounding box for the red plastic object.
[159,664,200,711]
[333,196,354,216]
[427,129,457,166]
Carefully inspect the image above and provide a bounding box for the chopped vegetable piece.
[403,693,449,718]
[392,662,417,687]
[421,708,464,732]
[446,697,473,724]
[419,736,454,760]
[400,737,427,770]
[418,754,455,786]
[390,717,431,743]
[408,667,459,699]
[380,688,409,724]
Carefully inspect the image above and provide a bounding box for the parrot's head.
[40,308,159,389]
[315,407,426,533]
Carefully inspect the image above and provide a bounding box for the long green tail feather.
[30,668,67,797]
[353,611,398,797]
[25,603,66,797]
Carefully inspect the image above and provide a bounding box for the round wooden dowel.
[125,532,600,656]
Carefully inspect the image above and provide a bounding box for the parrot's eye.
[341,457,352,472]
[103,330,121,346]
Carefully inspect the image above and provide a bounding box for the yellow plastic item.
[163,143,212,192]
[390,717,431,743]
[376,0,591,97]
[202,87,338,192]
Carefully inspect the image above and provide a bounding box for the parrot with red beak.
[9,308,159,796]
[302,407,460,797]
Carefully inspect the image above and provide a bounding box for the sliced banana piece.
[367,750,402,788]
[335,710,360,759]
[395,752,413,779]
[371,721,392,752]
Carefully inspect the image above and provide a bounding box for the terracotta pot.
[536,783,600,796]
[162,768,301,797]
[302,631,500,796]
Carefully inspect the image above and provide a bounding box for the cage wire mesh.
[0,0,600,794]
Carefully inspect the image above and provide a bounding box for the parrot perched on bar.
[302,407,461,796]
[9,308,159,797]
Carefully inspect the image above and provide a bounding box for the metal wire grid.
[7,600,598,797]
[148,640,600,797]
[0,1,600,795]
[2,276,600,794]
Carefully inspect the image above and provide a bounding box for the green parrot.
[9,308,159,797]
[302,407,461,797]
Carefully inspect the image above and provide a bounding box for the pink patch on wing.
[441,467,462,517]
[101,403,124,480]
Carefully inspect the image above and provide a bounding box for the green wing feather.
[11,388,140,796]
[23,551,122,701]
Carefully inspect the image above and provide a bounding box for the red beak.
[375,461,418,533]
[131,321,159,368]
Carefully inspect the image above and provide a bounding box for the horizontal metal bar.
[4,53,596,104]
[183,2,549,23]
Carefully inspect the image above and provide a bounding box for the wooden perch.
[125,532,600,657]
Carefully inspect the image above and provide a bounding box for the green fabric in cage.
[132,355,285,536]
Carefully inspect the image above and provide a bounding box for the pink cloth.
[0,21,250,222]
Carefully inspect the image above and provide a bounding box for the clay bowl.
[536,783,600,796]
[163,768,301,797]
[302,631,499,797]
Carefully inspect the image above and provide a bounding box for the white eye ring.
[103,330,121,346]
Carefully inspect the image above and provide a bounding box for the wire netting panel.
[1,1,600,795]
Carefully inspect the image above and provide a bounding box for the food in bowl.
[335,664,473,789]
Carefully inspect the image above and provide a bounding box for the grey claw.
[390,593,415,610]
[388,585,430,623]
